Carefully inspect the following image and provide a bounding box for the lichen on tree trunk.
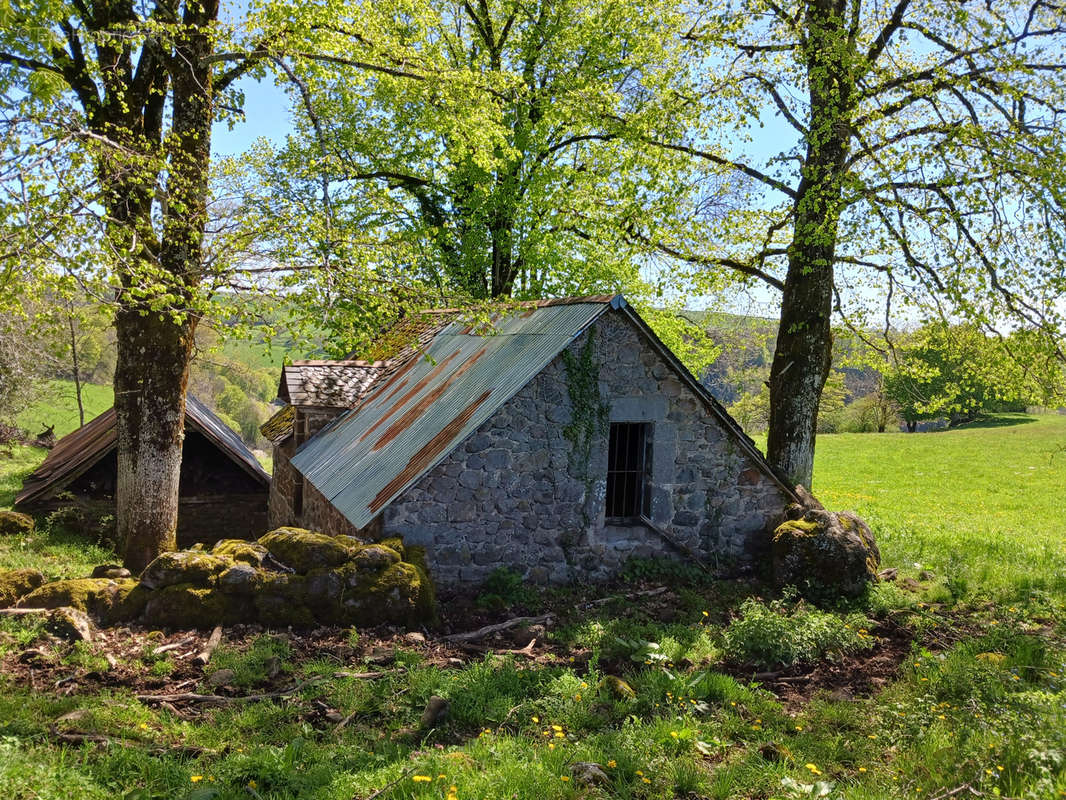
[766,0,854,491]
[114,307,198,573]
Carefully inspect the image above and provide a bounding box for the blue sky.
[213,75,292,157]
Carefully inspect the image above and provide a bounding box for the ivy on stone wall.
[562,329,609,504]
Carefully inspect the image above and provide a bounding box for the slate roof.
[290,295,794,532]
[15,395,270,507]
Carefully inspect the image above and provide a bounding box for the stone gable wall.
[382,311,791,587]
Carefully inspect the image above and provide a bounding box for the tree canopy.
[658,0,1066,486]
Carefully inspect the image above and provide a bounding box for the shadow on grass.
[935,413,1038,431]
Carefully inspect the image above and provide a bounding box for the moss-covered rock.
[106,583,150,624]
[405,545,437,626]
[212,539,269,566]
[259,527,352,572]
[0,568,46,607]
[378,537,406,559]
[18,578,139,617]
[0,510,34,537]
[141,583,235,629]
[140,551,234,590]
[45,606,94,642]
[339,562,424,626]
[254,573,315,627]
[771,509,880,600]
[217,563,263,594]
[350,544,402,573]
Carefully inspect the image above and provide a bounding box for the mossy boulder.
[18,577,140,617]
[405,546,437,624]
[350,544,402,573]
[254,573,316,627]
[379,537,406,559]
[141,583,252,629]
[0,510,34,537]
[259,527,352,572]
[212,539,269,566]
[338,562,425,626]
[140,551,235,590]
[0,568,46,607]
[771,509,880,600]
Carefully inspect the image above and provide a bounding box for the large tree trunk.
[114,309,198,572]
[765,0,852,490]
[114,0,216,572]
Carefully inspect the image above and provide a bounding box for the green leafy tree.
[660,0,1066,487]
[0,0,266,569]
[884,322,1027,429]
[244,0,706,312]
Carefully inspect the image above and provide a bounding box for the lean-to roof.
[15,395,270,507]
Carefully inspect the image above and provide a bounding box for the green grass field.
[815,413,1066,603]
[0,413,1064,800]
[15,380,114,439]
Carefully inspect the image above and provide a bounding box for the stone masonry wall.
[268,407,345,531]
[382,311,792,587]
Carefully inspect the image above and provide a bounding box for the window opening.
[606,422,651,520]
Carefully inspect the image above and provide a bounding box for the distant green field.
[15,380,114,439]
[813,412,1066,602]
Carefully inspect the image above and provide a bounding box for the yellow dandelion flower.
[555,732,565,738]
[702,611,709,617]
[190,776,203,783]
[548,743,555,750]
[997,766,1004,771]
[858,767,867,773]
[552,724,563,732]
[607,760,616,768]
[670,731,678,738]
[574,693,581,701]
[635,770,644,776]
[248,781,257,789]
[412,775,432,783]
[581,682,588,689]
[642,777,651,784]
[560,776,570,782]
[532,715,539,723]
[438,774,447,779]
[139,723,148,730]
[805,763,822,776]
[795,725,803,731]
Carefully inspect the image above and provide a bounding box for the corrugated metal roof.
[16,394,270,507]
[291,298,618,530]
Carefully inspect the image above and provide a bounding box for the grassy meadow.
[0,413,1063,800]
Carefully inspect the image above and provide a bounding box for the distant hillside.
[677,310,778,406]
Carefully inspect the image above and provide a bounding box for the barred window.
[606,422,651,520]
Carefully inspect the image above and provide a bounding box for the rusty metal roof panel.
[291,300,615,530]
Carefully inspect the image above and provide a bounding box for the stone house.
[17,395,271,546]
[262,295,797,587]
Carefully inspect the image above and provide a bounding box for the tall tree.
[661,0,1066,487]
[0,0,260,569]
[246,0,704,309]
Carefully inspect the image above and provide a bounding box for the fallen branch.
[332,668,405,679]
[583,586,667,608]
[0,607,49,615]
[443,615,552,643]
[454,639,539,659]
[194,626,223,666]
[137,676,327,706]
[153,636,195,656]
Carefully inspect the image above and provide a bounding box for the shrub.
[723,597,872,668]
[475,567,537,611]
